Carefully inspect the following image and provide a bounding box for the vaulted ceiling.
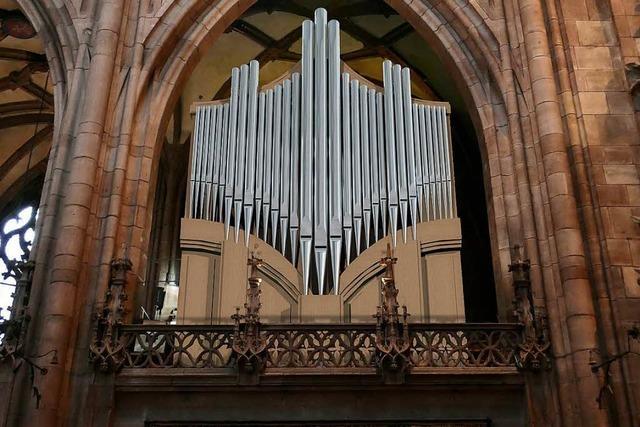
[0,0,52,212]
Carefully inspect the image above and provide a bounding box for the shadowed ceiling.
[172,0,466,145]
[0,0,52,213]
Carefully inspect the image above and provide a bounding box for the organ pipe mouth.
[186,8,455,295]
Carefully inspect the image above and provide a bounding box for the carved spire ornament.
[374,244,411,384]
[231,253,267,384]
[508,246,551,371]
[89,258,132,372]
[186,8,456,295]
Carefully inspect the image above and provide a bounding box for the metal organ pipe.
[350,79,363,256]
[280,79,292,256]
[208,106,218,220]
[290,73,301,267]
[194,105,205,219]
[188,105,200,219]
[360,85,372,250]
[417,105,429,221]
[328,20,342,294]
[254,92,266,235]
[424,105,437,220]
[376,92,388,238]
[300,19,314,295]
[368,89,380,242]
[271,84,282,249]
[440,106,455,218]
[198,105,208,219]
[218,104,229,221]
[341,72,353,267]
[392,64,408,244]
[431,105,443,220]
[243,61,259,245]
[212,104,224,220]
[186,8,456,295]
[262,89,274,242]
[402,68,418,240]
[412,104,423,222]
[224,67,240,239]
[313,8,328,295]
[234,64,249,242]
[382,60,399,247]
[203,105,213,220]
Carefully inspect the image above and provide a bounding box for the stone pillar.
[13,2,127,426]
[544,0,639,423]
[517,0,607,425]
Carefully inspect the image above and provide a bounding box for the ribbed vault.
[0,1,53,213]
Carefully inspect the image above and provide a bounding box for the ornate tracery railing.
[89,249,552,381]
[95,323,523,372]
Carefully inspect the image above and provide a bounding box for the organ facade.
[0,1,639,426]
[180,9,464,324]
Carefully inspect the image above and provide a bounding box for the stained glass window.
[0,205,37,321]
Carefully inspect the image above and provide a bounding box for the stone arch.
[12,0,76,259]
[125,0,522,317]
[15,0,76,130]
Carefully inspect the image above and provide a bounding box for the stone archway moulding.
[6,0,631,426]
[126,0,517,316]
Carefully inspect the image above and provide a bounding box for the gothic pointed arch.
[124,0,520,321]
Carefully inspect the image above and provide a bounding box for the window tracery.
[0,205,37,323]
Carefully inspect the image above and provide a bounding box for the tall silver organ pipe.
[300,19,313,295]
[313,8,328,295]
[270,84,282,249]
[341,72,353,268]
[187,8,456,295]
[328,19,342,295]
[289,73,301,267]
[280,79,292,257]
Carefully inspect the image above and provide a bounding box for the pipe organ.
[187,9,456,296]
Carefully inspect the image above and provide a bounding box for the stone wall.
[0,0,638,426]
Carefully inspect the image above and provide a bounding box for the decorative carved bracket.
[89,258,131,372]
[625,63,640,112]
[509,246,551,371]
[374,244,411,384]
[0,260,35,367]
[231,254,267,385]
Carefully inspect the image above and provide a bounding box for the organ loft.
[181,9,464,324]
[0,1,639,426]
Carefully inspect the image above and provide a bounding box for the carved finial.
[232,252,267,384]
[374,244,410,384]
[380,243,397,279]
[509,245,530,284]
[248,251,263,278]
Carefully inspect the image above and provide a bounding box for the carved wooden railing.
[89,250,552,382]
[94,323,527,374]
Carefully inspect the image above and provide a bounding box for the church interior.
[0,0,639,426]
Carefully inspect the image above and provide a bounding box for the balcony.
[88,253,550,389]
[88,321,551,391]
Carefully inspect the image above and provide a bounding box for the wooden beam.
[0,112,54,129]
[0,100,52,116]
[231,20,275,47]
[0,47,47,63]
[215,26,302,99]
[380,23,412,45]
[0,124,52,182]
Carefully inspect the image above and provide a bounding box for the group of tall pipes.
[187,8,455,295]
